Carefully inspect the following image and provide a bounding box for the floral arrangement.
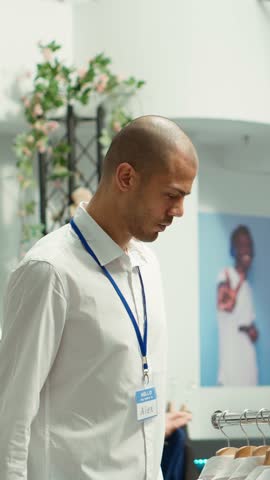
[15,40,145,248]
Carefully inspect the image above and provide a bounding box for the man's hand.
[248,324,259,343]
[165,410,192,438]
[217,270,244,313]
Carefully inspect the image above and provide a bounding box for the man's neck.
[85,195,131,251]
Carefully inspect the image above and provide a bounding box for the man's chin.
[134,231,159,243]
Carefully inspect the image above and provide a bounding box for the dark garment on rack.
[161,427,197,480]
[161,428,186,480]
[183,427,198,480]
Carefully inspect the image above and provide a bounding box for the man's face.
[125,152,197,243]
[234,233,253,270]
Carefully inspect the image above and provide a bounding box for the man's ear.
[115,162,138,192]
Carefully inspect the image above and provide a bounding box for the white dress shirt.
[198,455,236,480]
[227,456,264,480]
[256,467,270,480]
[0,203,167,480]
[245,466,270,480]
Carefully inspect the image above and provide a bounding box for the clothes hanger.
[263,449,270,466]
[263,413,270,466]
[253,409,269,456]
[234,410,256,458]
[216,410,238,456]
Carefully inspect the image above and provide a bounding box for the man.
[217,225,258,386]
[0,115,198,479]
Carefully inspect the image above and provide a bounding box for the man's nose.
[168,201,184,218]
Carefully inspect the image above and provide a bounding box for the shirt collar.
[72,202,148,268]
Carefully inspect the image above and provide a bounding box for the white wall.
[73,0,270,122]
[0,136,21,336]
[0,1,73,69]
[183,0,270,123]
[151,179,200,405]
[0,0,73,128]
[199,144,270,217]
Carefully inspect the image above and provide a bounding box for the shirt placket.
[144,420,154,479]
[129,264,154,480]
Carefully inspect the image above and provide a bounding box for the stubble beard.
[129,213,159,243]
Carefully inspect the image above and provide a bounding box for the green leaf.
[137,80,145,88]
[24,201,36,215]
[49,167,71,180]
[39,40,61,53]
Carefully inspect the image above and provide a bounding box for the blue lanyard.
[70,219,149,382]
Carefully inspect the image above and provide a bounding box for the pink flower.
[22,146,32,157]
[27,135,35,144]
[96,84,105,93]
[41,124,49,134]
[55,74,65,82]
[33,104,43,117]
[100,73,109,83]
[47,121,60,132]
[36,140,46,153]
[77,67,87,79]
[112,121,121,133]
[34,121,48,134]
[17,175,25,183]
[22,97,31,108]
[95,73,109,93]
[34,121,42,131]
[42,47,53,63]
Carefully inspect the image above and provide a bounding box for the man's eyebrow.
[170,187,191,196]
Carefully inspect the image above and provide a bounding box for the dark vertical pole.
[67,104,76,203]
[38,152,47,235]
[96,104,105,182]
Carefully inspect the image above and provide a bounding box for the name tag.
[135,386,158,421]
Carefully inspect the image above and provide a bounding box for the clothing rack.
[211,409,270,429]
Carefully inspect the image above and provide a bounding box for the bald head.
[101,115,198,182]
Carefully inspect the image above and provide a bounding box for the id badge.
[135,386,158,421]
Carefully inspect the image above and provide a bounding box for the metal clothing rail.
[212,409,270,429]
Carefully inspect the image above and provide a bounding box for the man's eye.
[167,193,177,199]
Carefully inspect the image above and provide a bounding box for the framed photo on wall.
[199,211,270,387]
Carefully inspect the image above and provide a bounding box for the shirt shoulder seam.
[22,258,68,302]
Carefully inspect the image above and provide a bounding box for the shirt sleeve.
[0,259,67,479]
